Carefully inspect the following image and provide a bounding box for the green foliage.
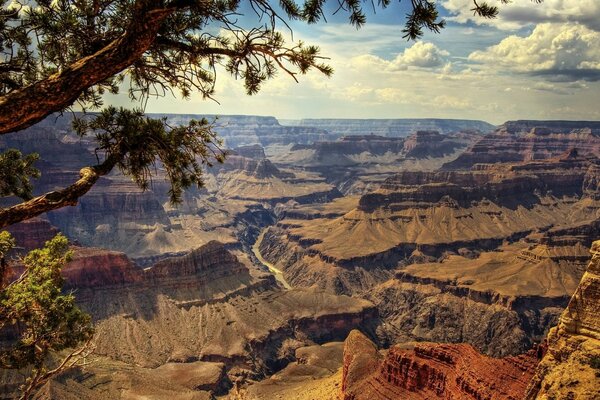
[0,231,14,258]
[402,0,445,40]
[589,355,600,369]
[0,234,94,374]
[72,107,225,203]
[0,149,40,200]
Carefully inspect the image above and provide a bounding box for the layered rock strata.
[341,330,538,400]
[257,155,600,355]
[525,240,600,400]
[444,121,600,170]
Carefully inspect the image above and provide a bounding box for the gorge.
[1,115,599,399]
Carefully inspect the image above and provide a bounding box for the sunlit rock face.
[0,239,377,399]
[443,120,600,170]
[340,330,538,400]
[57,241,377,373]
[259,153,600,356]
[273,130,482,196]
[526,241,600,400]
[5,217,60,252]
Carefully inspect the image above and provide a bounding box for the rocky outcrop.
[62,247,143,289]
[232,144,267,159]
[501,120,600,135]
[4,217,60,252]
[214,155,290,179]
[147,240,247,282]
[402,130,463,158]
[241,342,345,399]
[48,241,377,375]
[257,156,599,357]
[443,121,600,170]
[525,241,600,400]
[341,330,538,400]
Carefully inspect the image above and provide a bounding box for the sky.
[107,0,600,124]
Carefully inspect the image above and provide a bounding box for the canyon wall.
[525,240,600,399]
[341,330,538,400]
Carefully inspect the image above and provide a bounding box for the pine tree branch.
[0,157,117,228]
[0,1,176,135]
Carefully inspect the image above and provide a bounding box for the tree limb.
[0,1,176,135]
[0,157,117,228]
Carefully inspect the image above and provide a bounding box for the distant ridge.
[500,120,600,135]
[294,118,495,137]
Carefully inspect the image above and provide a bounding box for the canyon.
[1,116,600,399]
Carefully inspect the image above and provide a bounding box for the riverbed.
[252,228,292,289]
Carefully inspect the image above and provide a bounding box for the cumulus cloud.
[391,42,450,69]
[442,0,600,31]
[468,23,600,81]
[350,42,449,72]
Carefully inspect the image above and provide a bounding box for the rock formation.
[0,240,376,399]
[70,242,376,372]
[341,330,538,400]
[240,342,345,399]
[273,131,480,195]
[525,240,600,400]
[257,155,600,355]
[443,121,600,170]
[4,217,60,252]
[158,114,333,147]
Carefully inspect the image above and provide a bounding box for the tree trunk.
[0,1,174,135]
[0,158,116,228]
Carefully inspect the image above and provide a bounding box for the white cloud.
[442,0,600,32]
[350,42,449,72]
[468,23,600,81]
[391,42,450,69]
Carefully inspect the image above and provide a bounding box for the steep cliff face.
[232,144,267,159]
[1,239,377,398]
[62,247,143,289]
[262,156,598,276]
[5,218,60,252]
[56,242,377,376]
[402,130,463,158]
[525,241,600,400]
[214,155,341,204]
[146,240,247,282]
[341,330,537,400]
[443,121,600,170]
[257,155,599,356]
[270,131,481,196]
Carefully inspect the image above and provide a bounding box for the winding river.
[252,228,292,289]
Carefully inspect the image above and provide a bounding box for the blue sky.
[106,0,600,124]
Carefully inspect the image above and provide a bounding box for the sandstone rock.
[525,241,600,400]
[341,330,537,400]
[63,246,143,289]
[4,217,60,252]
[241,342,344,400]
[443,121,600,170]
[155,362,227,392]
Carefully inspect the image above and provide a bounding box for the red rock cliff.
[341,330,538,400]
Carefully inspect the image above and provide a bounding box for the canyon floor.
[1,116,600,399]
